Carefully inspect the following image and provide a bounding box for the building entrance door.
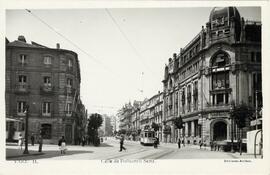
[213,121,227,141]
[65,124,72,144]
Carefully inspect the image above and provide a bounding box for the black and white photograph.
[1,2,269,175]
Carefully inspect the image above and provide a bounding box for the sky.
[6,7,261,115]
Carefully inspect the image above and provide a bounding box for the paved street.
[6,137,255,161]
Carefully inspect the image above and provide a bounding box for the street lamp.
[23,105,29,154]
[230,103,235,153]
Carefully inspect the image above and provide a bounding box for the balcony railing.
[40,85,54,95]
[205,103,231,112]
[65,86,76,95]
[66,66,74,74]
[15,84,30,94]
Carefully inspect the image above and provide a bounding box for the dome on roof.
[209,7,241,24]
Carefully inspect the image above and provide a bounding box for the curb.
[6,152,45,159]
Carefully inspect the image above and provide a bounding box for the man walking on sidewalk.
[178,138,181,149]
[119,135,126,152]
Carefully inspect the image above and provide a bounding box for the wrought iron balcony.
[65,86,76,95]
[40,85,54,95]
[15,84,30,94]
[66,66,74,74]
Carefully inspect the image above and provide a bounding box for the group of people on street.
[17,133,37,149]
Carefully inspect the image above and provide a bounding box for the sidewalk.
[6,142,111,160]
[158,142,256,159]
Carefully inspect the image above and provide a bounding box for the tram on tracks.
[140,129,155,146]
[6,118,25,142]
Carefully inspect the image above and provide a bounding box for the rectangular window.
[67,103,72,114]
[251,52,255,62]
[18,75,27,84]
[225,93,229,104]
[44,76,51,85]
[68,59,73,67]
[42,102,51,115]
[212,72,229,89]
[17,101,26,114]
[217,94,224,105]
[44,56,52,65]
[67,78,73,87]
[212,94,216,105]
[256,52,261,63]
[20,54,26,64]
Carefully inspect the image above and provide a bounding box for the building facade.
[162,7,261,145]
[6,36,84,144]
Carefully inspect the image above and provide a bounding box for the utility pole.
[255,90,258,130]
[23,105,29,154]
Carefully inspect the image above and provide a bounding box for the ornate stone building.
[162,7,261,145]
[6,36,84,144]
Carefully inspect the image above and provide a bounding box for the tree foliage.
[151,122,159,132]
[118,129,127,135]
[230,104,253,128]
[87,113,103,146]
[173,116,183,129]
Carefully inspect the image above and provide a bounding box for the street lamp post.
[23,105,29,154]
[230,104,235,153]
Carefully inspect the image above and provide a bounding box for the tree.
[230,103,253,155]
[118,129,127,135]
[87,113,103,146]
[151,122,159,132]
[230,104,253,129]
[173,116,183,130]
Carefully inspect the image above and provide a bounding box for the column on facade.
[171,124,174,143]
[191,83,193,112]
[185,122,188,137]
[191,120,195,137]
[185,86,188,113]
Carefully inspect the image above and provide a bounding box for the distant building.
[162,7,261,144]
[6,36,85,144]
[99,114,113,136]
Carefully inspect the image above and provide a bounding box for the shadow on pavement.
[6,149,93,160]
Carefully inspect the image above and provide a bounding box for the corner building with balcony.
[6,36,82,144]
[162,7,261,145]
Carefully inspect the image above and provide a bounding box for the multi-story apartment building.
[118,102,133,131]
[139,99,150,130]
[162,7,261,145]
[6,36,84,144]
[153,92,163,141]
[130,102,141,132]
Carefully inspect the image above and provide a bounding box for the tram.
[6,118,25,141]
[140,129,155,146]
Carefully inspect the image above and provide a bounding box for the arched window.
[211,52,230,67]
[169,79,173,89]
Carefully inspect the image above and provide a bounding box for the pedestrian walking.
[58,136,67,154]
[153,137,158,149]
[38,135,43,152]
[199,140,203,149]
[119,135,126,152]
[178,138,181,149]
[82,136,85,146]
[31,133,35,146]
[182,137,185,147]
[18,134,23,150]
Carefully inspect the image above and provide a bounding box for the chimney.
[56,43,60,49]
[18,35,26,42]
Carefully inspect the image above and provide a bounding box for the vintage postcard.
[1,1,269,175]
